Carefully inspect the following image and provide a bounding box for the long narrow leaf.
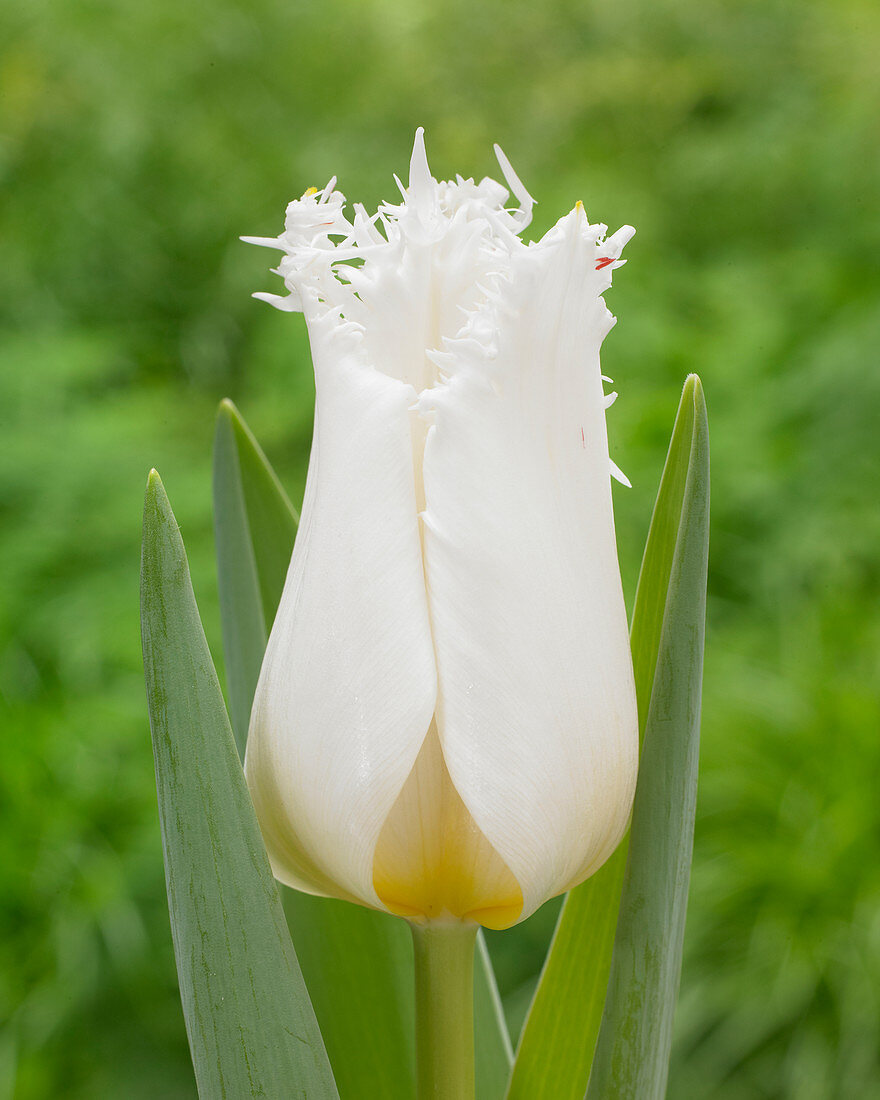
[505,847,627,1100]
[213,398,298,754]
[140,470,337,1099]
[586,373,709,1098]
[475,934,516,1099]
[507,374,709,1099]
[212,400,513,1099]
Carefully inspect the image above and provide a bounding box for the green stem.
[411,921,478,1100]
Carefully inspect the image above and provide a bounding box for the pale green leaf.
[211,399,513,1099]
[212,398,298,755]
[475,934,515,1099]
[140,470,337,1099]
[507,374,710,1100]
[586,373,709,1098]
[505,848,626,1100]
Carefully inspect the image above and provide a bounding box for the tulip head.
[243,131,638,929]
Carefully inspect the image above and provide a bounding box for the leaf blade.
[140,469,337,1099]
[212,399,299,754]
[475,933,516,1100]
[504,846,626,1100]
[586,373,709,1098]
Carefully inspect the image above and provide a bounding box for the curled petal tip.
[240,235,285,250]
[252,290,303,312]
[610,458,632,487]
[494,142,534,228]
[606,224,637,251]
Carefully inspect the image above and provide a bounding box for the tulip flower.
[243,129,638,933]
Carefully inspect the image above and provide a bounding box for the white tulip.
[242,130,638,930]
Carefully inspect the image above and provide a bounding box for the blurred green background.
[2,0,879,1096]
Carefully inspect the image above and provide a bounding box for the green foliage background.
[1,0,878,1096]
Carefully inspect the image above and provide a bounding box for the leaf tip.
[144,470,175,531]
[681,373,707,427]
[217,397,242,424]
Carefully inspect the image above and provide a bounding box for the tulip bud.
[242,130,638,929]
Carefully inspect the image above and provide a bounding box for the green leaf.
[212,398,298,755]
[586,373,709,1098]
[211,400,512,1099]
[505,849,627,1100]
[140,470,337,1100]
[474,934,515,1099]
[506,374,710,1100]
[282,893,418,1098]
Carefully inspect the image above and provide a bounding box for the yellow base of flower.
[372,723,523,930]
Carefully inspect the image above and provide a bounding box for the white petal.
[420,210,639,920]
[245,308,437,910]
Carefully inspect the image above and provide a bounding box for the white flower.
[242,130,638,929]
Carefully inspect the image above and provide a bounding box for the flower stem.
[411,921,478,1100]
